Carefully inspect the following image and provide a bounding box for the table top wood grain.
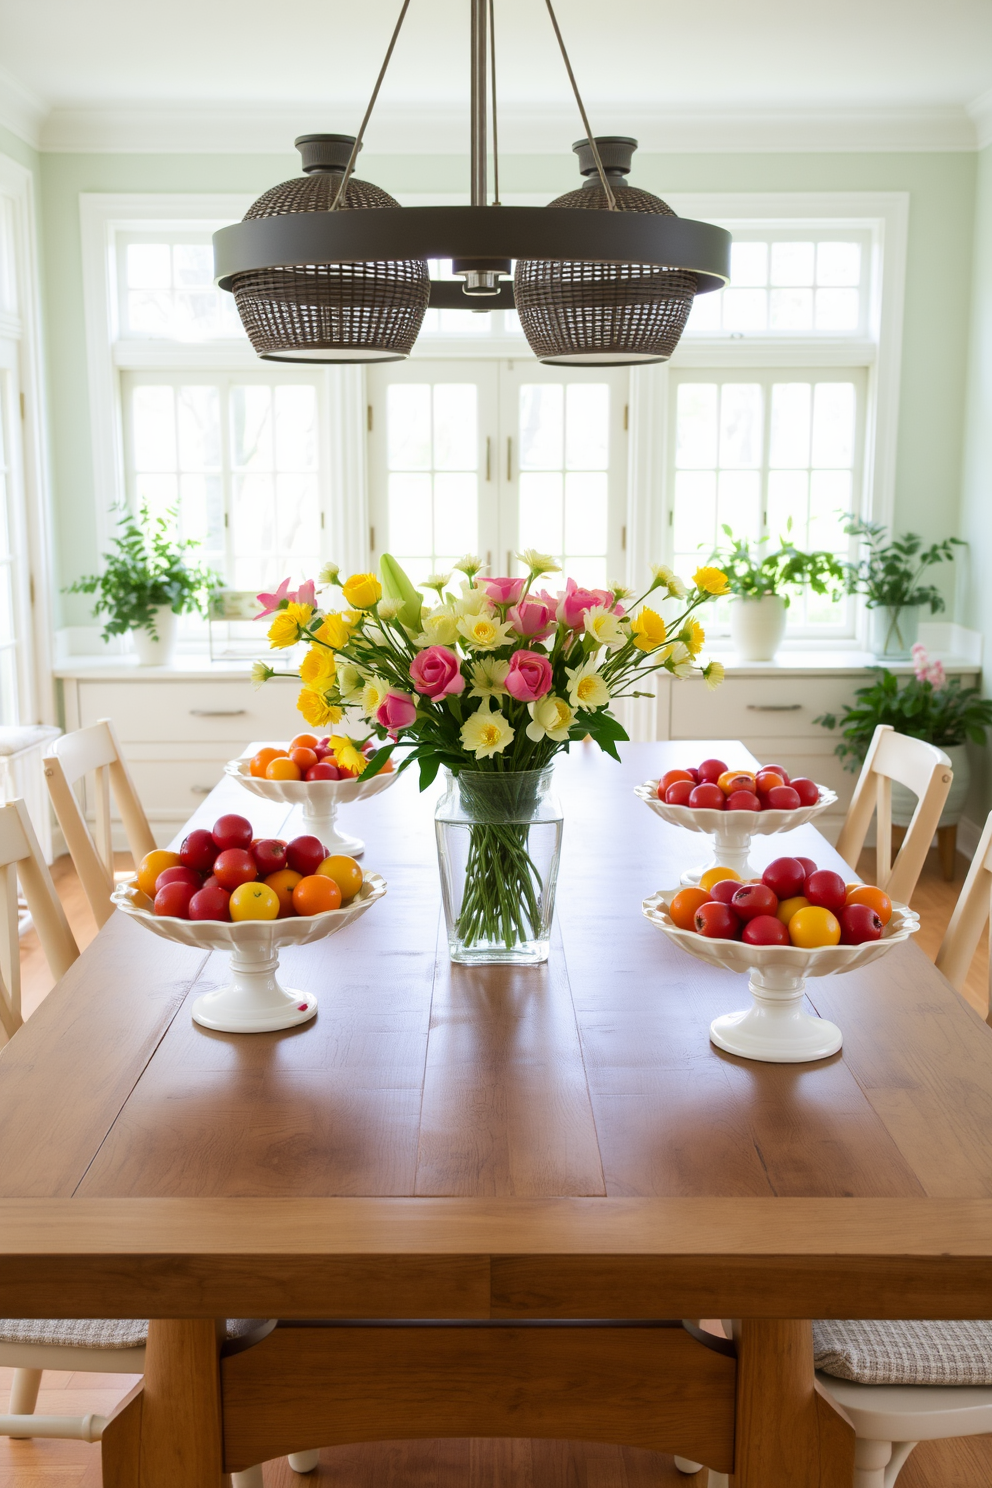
[2,740,992,1320]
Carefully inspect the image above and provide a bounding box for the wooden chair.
[0,796,78,1045]
[834,724,953,904]
[43,718,156,928]
[934,809,992,1023]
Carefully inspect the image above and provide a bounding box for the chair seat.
[815,1320,992,1385]
[0,1318,265,1350]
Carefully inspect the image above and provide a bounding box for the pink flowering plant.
[253,550,727,947]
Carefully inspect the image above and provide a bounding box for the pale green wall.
[8,146,982,625]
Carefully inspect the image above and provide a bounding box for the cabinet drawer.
[670,676,860,740]
[76,678,300,743]
[126,760,229,815]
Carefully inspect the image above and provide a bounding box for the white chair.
[834,724,954,905]
[0,796,78,1045]
[43,718,156,929]
[935,809,992,1023]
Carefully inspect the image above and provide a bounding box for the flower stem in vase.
[457,821,545,948]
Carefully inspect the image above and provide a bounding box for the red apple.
[286,835,327,876]
[188,884,232,922]
[709,878,743,905]
[688,783,725,810]
[252,838,288,876]
[805,869,847,914]
[731,883,779,921]
[726,790,761,811]
[761,763,791,785]
[762,857,807,900]
[697,758,728,785]
[742,914,790,947]
[155,865,203,893]
[660,769,694,793]
[306,762,341,781]
[791,777,820,807]
[153,881,196,918]
[797,857,818,879]
[212,814,253,852]
[179,828,220,873]
[694,901,740,938]
[685,766,700,782]
[765,785,802,811]
[839,903,884,945]
[212,848,258,891]
[665,780,695,806]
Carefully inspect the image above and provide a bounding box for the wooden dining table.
[2,739,992,1488]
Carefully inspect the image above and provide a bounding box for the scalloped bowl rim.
[225,756,397,804]
[634,778,838,835]
[111,871,387,944]
[642,887,919,974]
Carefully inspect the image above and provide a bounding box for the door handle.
[746,704,803,712]
[506,437,512,481]
[485,436,491,482]
[189,709,247,717]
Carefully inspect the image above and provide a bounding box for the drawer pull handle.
[746,704,803,712]
[189,709,247,717]
[191,786,214,795]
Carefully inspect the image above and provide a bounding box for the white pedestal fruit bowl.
[225,757,397,857]
[634,779,838,883]
[112,873,387,1034]
[642,888,919,1064]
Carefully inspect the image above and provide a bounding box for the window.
[0,355,23,719]
[118,233,245,342]
[684,230,872,338]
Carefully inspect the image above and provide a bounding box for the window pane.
[132,386,176,470]
[815,289,860,331]
[127,243,171,289]
[564,472,608,554]
[276,473,321,557]
[389,473,432,555]
[719,385,762,468]
[817,242,860,286]
[565,384,609,469]
[433,473,477,554]
[519,472,563,554]
[811,383,856,466]
[769,383,812,468]
[767,470,809,543]
[673,471,715,558]
[519,385,563,469]
[717,471,761,541]
[179,473,224,557]
[722,288,767,332]
[676,384,717,468]
[275,385,318,472]
[730,242,768,286]
[770,242,814,287]
[387,385,431,470]
[177,386,221,470]
[769,288,813,330]
[232,386,273,470]
[173,244,212,286]
[433,385,476,471]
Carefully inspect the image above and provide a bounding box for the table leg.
[732,1320,854,1488]
[137,1319,227,1488]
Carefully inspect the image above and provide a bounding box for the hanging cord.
[542,0,617,210]
[488,0,501,206]
[331,0,413,211]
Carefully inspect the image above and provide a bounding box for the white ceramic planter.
[225,755,398,856]
[133,606,178,666]
[891,741,967,828]
[642,888,920,1064]
[634,778,838,882]
[729,595,788,663]
[111,872,387,1033]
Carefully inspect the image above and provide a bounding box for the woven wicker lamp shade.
[230,135,430,363]
[514,137,698,366]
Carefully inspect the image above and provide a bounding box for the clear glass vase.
[434,767,563,966]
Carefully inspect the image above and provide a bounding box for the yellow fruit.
[776,895,810,925]
[788,905,841,948]
[317,854,364,902]
[699,865,741,892]
[137,849,181,897]
[229,881,280,921]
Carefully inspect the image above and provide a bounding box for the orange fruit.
[317,854,364,902]
[250,746,287,778]
[137,849,181,897]
[289,733,319,752]
[776,895,810,925]
[660,768,694,793]
[265,868,302,917]
[717,769,755,795]
[289,746,318,771]
[699,865,741,893]
[669,886,710,930]
[292,874,342,916]
[266,757,302,781]
[229,881,281,921]
[845,884,892,925]
[788,906,841,948]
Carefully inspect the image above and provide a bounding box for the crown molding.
[36,101,981,156]
[0,65,45,150]
[968,88,992,151]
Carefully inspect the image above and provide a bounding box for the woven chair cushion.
[814,1320,992,1385]
[0,1318,265,1350]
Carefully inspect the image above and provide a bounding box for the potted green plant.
[713,527,848,661]
[67,504,218,665]
[816,645,992,841]
[843,517,963,660]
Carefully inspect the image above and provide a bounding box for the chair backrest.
[935,809,992,1024]
[0,797,79,1043]
[43,719,156,928]
[834,723,954,905]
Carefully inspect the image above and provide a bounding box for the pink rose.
[505,649,553,703]
[555,577,603,630]
[508,593,557,640]
[476,576,526,605]
[409,645,466,699]
[376,690,418,730]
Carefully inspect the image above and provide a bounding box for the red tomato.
[708,878,744,905]
[697,758,728,784]
[797,856,818,879]
[155,865,203,893]
[790,777,820,807]
[804,869,847,914]
[664,780,694,806]
[212,848,258,891]
[660,768,694,794]
[731,883,779,921]
[306,762,340,781]
[726,790,761,811]
[765,786,802,811]
[761,762,791,784]
[694,901,740,939]
[252,839,288,876]
[189,884,232,921]
[688,783,725,810]
[286,835,327,877]
[754,770,785,796]
[743,914,790,947]
[761,857,807,900]
[839,904,884,945]
[179,828,220,874]
[212,814,253,852]
[153,881,196,918]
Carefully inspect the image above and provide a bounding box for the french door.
[367,360,628,591]
[0,339,31,723]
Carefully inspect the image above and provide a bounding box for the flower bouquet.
[254,551,728,964]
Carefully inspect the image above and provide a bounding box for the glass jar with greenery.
[843,517,963,660]
[713,527,848,661]
[66,505,218,664]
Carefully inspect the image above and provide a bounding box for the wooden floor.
[2,846,990,1487]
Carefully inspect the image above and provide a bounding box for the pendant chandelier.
[213,0,730,366]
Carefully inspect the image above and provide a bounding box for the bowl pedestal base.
[709,966,842,1064]
[192,944,318,1034]
[680,827,757,885]
[303,799,363,858]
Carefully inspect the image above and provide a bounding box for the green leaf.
[360,743,395,780]
[417,755,443,791]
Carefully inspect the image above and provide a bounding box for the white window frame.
[625,191,909,651]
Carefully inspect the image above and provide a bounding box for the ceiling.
[1,0,990,152]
